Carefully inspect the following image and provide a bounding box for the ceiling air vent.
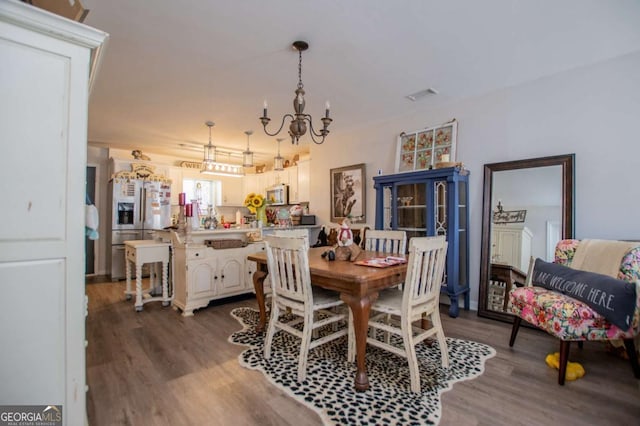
[405,87,439,102]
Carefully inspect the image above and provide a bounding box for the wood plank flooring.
[86,280,640,425]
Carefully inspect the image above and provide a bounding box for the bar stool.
[124,240,171,311]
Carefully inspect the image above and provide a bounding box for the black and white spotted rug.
[228,307,495,425]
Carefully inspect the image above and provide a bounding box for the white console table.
[124,240,171,311]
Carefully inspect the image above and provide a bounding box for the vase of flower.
[244,192,268,227]
[256,205,268,227]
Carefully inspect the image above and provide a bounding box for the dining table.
[247,246,408,392]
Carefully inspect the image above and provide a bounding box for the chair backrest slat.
[364,230,407,254]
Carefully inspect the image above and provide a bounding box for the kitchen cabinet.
[217,253,245,294]
[243,173,269,197]
[296,160,310,203]
[0,1,107,420]
[219,175,244,206]
[288,166,299,203]
[245,163,309,204]
[491,224,532,271]
[243,173,258,196]
[373,167,470,317]
[169,231,265,316]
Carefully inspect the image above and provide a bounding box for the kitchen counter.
[154,225,321,248]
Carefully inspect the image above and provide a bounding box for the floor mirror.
[478,154,575,322]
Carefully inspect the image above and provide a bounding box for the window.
[182,178,221,214]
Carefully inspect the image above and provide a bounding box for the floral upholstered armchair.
[508,239,640,385]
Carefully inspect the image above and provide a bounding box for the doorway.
[86,166,96,275]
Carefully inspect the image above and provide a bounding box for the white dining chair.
[365,236,450,393]
[363,229,407,254]
[263,235,348,382]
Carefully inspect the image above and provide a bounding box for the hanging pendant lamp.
[274,138,285,171]
[243,130,254,167]
[201,121,217,174]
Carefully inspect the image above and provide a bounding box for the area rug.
[228,307,496,425]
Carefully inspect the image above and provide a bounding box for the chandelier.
[260,40,332,145]
[200,121,244,177]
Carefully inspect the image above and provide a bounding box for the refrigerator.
[107,179,172,280]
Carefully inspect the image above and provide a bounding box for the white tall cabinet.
[0,1,107,423]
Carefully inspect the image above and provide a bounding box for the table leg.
[161,260,170,307]
[125,258,132,300]
[252,268,268,332]
[342,291,378,392]
[135,263,143,312]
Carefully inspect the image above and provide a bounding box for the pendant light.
[201,121,217,174]
[274,138,284,171]
[242,130,254,167]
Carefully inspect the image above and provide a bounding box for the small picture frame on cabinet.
[395,119,457,172]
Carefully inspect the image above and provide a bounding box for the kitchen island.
[155,225,321,316]
[155,228,264,316]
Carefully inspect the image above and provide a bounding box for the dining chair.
[363,229,407,254]
[263,235,348,382]
[365,236,449,393]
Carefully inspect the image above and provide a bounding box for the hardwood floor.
[86,280,640,425]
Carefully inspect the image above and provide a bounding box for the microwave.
[266,184,289,205]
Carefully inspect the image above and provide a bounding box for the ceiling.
[81,0,640,166]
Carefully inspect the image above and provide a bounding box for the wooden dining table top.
[247,246,408,294]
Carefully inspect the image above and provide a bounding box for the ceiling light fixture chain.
[260,40,332,145]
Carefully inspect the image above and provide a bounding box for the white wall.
[309,50,640,310]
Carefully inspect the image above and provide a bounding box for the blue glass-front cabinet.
[373,167,470,317]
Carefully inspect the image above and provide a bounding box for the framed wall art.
[493,209,527,224]
[395,119,457,172]
[330,163,366,223]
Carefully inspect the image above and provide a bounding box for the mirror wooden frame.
[478,154,575,322]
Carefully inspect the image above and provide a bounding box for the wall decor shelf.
[373,167,470,317]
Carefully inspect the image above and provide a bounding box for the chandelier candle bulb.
[325,101,330,118]
[263,100,267,117]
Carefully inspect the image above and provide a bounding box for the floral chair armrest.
[620,247,640,331]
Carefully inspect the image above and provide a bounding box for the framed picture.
[330,163,366,223]
[493,209,527,224]
[395,119,457,172]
